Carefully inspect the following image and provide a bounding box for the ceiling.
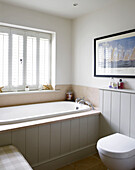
[0,0,122,19]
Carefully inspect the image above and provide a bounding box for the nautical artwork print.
[98,36,135,68]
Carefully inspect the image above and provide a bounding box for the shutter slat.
[12,34,23,87]
[0,33,9,87]
[39,38,50,85]
[26,36,37,86]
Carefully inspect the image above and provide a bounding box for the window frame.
[0,22,56,92]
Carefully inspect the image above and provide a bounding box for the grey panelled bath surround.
[0,112,99,169]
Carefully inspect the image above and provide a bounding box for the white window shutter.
[12,34,23,87]
[26,36,37,86]
[0,33,9,87]
[0,24,52,91]
[39,38,50,85]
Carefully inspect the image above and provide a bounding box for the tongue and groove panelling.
[100,89,135,138]
[0,114,99,170]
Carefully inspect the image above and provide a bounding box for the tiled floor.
[58,154,107,170]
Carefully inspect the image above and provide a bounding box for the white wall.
[72,0,135,89]
[0,2,72,85]
[1,1,135,89]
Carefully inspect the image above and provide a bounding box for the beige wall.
[72,85,99,107]
[0,85,72,107]
[0,85,99,107]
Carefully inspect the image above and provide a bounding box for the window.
[0,24,55,91]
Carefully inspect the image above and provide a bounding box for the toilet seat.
[97,133,135,159]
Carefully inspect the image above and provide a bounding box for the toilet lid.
[97,133,135,159]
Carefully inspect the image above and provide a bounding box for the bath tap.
[84,101,94,110]
[77,98,94,110]
[78,99,85,104]
[75,98,81,103]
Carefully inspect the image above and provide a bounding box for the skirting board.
[33,144,97,170]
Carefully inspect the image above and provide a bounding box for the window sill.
[0,89,60,96]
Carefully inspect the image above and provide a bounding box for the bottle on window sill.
[25,86,29,91]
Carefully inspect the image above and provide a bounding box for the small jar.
[66,91,74,101]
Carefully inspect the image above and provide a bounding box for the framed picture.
[94,29,135,78]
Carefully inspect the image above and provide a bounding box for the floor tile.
[58,154,107,170]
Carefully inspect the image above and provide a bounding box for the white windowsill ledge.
[0,89,60,96]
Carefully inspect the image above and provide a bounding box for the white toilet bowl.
[97,133,135,170]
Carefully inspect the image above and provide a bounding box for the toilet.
[97,133,135,170]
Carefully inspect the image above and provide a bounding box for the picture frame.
[94,29,135,78]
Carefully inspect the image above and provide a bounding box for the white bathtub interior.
[0,101,90,124]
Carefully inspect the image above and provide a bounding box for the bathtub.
[0,101,90,125]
